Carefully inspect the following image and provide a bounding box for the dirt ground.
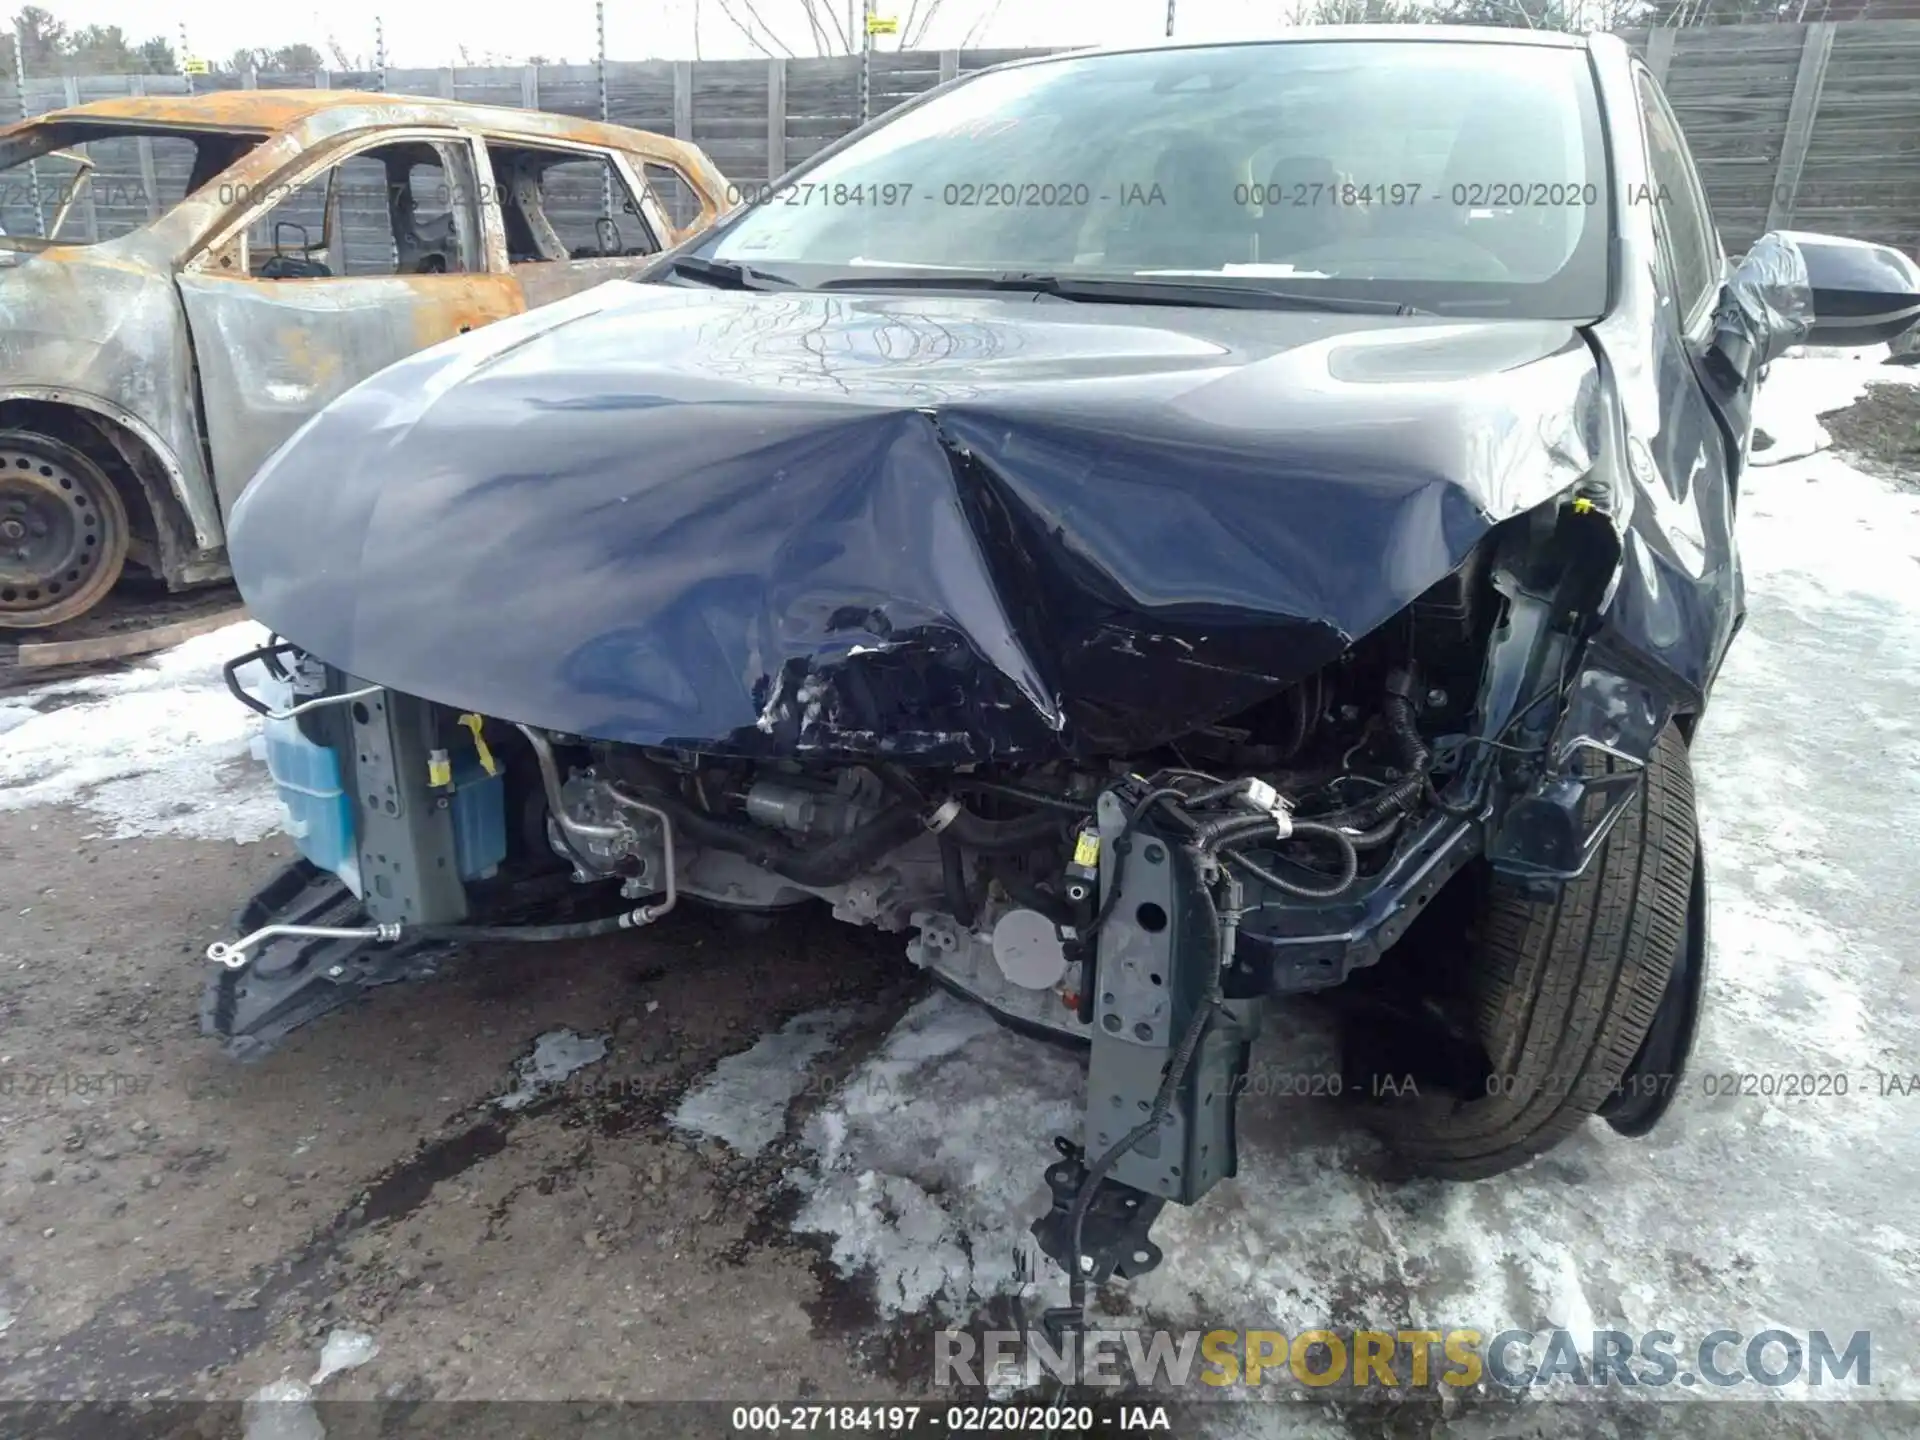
[1821,380,1920,488]
[0,803,932,1409]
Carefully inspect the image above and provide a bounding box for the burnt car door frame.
[472,129,680,309]
[176,125,525,516]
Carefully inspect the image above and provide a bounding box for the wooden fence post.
[1767,22,1834,232]
[674,60,694,141]
[1645,27,1677,86]
[767,58,787,183]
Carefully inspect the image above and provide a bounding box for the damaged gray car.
[205,31,1920,1314]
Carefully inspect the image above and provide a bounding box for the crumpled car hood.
[229,281,1602,761]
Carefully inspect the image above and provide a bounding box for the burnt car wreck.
[203,30,1920,1313]
[0,90,727,629]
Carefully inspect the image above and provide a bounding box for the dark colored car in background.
[206,30,1920,1307]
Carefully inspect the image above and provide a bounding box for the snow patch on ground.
[240,1379,322,1440]
[1750,343,1920,466]
[671,1007,852,1156]
[0,621,281,842]
[768,352,1920,1412]
[308,1326,378,1386]
[790,992,1080,1318]
[496,1028,609,1111]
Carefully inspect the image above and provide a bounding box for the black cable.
[1343,814,1406,851]
[877,767,1073,851]
[261,635,292,683]
[221,640,299,716]
[1420,697,1559,818]
[414,911,648,944]
[1424,774,1483,819]
[938,806,1072,853]
[1221,821,1359,900]
[1188,811,1285,851]
[1147,767,1225,789]
[939,836,977,928]
[953,780,1095,816]
[1184,778,1251,809]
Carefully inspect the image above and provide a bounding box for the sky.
[42,0,1287,69]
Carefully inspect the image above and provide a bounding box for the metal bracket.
[349,685,470,926]
[1030,1138,1166,1285]
[1078,791,1258,1207]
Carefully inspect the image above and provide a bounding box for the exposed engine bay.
[538,587,1481,1034]
[205,491,1672,1307]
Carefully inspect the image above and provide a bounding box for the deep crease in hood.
[228,281,1602,761]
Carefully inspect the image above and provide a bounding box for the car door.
[483,136,678,308]
[176,129,525,517]
[1631,65,1746,687]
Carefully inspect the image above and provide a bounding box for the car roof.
[3,89,669,149]
[1002,26,1592,68]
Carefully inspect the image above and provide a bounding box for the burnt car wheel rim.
[0,442,128,627]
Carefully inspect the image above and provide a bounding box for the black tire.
[1368,724,1697,1178]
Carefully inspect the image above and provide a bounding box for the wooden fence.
[3,24,1918,253]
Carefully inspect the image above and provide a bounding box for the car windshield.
[707,39,1612,319]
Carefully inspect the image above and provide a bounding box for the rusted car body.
[0,91,730,626]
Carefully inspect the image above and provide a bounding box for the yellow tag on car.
[458,714,499,776]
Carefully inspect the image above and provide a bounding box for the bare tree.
[714,0,797,56]
[715,0,948,56]
[896,0,946,47]
[960,0,1006,46]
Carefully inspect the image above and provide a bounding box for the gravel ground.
[1,351,1917,1439]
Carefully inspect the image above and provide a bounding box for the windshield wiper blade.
[816,271,1426,315]
[663,255,793,290]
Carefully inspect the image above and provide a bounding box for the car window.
[243,139,484,279]
[708,41,1613,320]
[0,131,207,242]
[1635,72,1721,322]
[244,169,331,275]
[644,161,703,231]
[486,143,655,262]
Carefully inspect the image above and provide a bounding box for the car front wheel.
[1363,724,1699,1179]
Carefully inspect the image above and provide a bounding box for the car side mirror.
[1704,229,1920,389]
[1783,230,1920,349]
